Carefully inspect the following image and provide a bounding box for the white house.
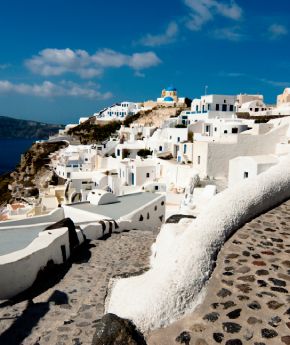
[147,127,188,157]
[55,145,97,179]
[98,102,140,120]
[179,94,237,124]
[237,100,273,116]
[228,155,279,187]
[191,118,290,179]
[115,140,146,160]
[118,158,161,187]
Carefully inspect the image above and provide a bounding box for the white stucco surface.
[0,227,70,299]
[107,154,290,331]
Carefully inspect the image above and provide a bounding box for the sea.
[0,138,37,175]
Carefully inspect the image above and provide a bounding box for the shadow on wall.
[0,240,94,308]
[0,290,68,345]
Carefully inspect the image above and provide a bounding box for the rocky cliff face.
[131,107,184,127]
[0,141,67,203]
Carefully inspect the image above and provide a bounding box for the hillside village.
[2,86,290,221]
[1,86,290,344]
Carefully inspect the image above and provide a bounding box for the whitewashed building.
[228,155,279,187]
[97,102,141,120]
[179,94,237,125]
[55,145,97,179]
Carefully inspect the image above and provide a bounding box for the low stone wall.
[107,155,290,332]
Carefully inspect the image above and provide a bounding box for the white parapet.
[107,154,290,331]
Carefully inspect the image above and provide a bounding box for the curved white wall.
[0,228,69,299]
[107,155,290,331]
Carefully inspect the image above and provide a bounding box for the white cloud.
[0,80,112,99]
[139,21,179,47]
[219,71,245,77]
[212,26,245,41]
[26,48,161,78]
[268,24,288,39]
[184,0,242,31]
[0,64,10,70]
[259,78,290,88]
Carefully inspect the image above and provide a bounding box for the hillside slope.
[0,115,64,139]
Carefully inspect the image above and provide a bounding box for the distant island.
[0,115,64,139]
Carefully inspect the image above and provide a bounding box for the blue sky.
[0,0,289,124]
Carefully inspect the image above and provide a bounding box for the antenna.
[205,85,208,96]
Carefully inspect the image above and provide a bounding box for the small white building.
[98,102,140,120]
[115,140,146,160]
[228,155,279,187]
[179,94,237,124]
[237,100,273,116]
[191,118,289,179]
[118,158,161,187]
[55,145,97,179]
[147,127,188,157]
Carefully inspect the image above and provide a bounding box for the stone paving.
[1,199,290,345]
[0,230,156,345]
[147,200,290,345]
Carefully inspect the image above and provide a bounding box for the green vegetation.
[123,113,141,126]
[0,115,64,139]
[188,132,194,143]
[68,120,121,144]
[67,113,142,144]
[137,149,153,158]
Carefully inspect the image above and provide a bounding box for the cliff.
[0,115,64,139]
[0,141,68,204]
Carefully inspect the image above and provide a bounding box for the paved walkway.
[0,230,156,345]
[147,200,290,345]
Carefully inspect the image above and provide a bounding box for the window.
[244,172,249,178]
[177,137,180,142]
[208,104,211,111]
[205,125,210,132]
[183,144,187,154]
[216,104,220,111]
[224,99,226,103]
[214,127,217,132]
[232,128,238,134]
[222,104,227,112]
[255,108,259,112]
[159,146,162,151]
[117,149,120,156]
[229,105,234,111]
[224,130,228,134]
[198,155,201,164]
[146,173,150,178]
[155,186,159,191]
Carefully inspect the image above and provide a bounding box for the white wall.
[193,123,288,178]
[107,154,290,332]
[0,227,70,299]
[0,208,64,228]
